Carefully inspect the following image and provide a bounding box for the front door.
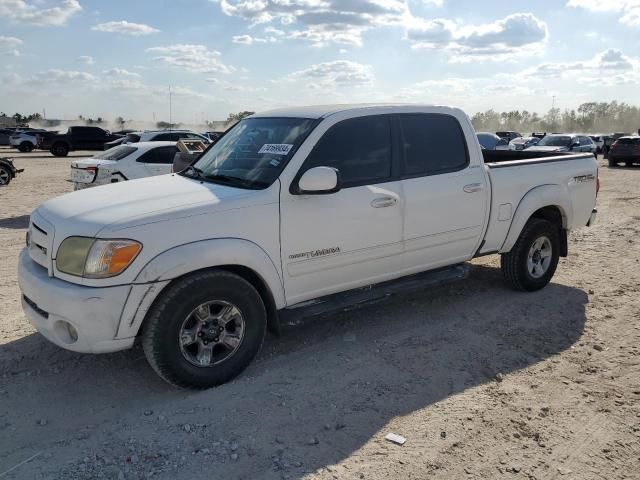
[280,115,403,305]
[397,113,488,272]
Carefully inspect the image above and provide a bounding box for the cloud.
[406,12,548,61]
[232,34,277,44]
[76,55,95,65]
[0,0,81,26]
[216,0,411,46]
[92,20,160,36]
[286,60,374,87]
[522,48,640,86]
[103,68,142,78]
[567,0,640,27]
[146,44,236,74]
[0,35,22,56]
[28,69,96,86]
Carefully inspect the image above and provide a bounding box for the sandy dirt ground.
[0,146,638,479]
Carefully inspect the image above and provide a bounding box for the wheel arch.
[499,184,572,254]
[119,238,285,339]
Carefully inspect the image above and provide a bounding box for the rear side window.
[155,146,179,164]
[303,115,392,187]
[399,114,468,176]
[94,145,137,160]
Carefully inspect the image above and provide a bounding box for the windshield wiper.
[202,174,267,189]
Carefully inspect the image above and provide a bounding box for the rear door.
[398,113,488,272]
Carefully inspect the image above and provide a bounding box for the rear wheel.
[501,218,560,292]
[0,165,11,186]
[51,143,69,157]
[625,161,633,167]
[19,142,33,153]
[142,270,267,389]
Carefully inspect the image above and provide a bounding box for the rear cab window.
[398,114,469,177]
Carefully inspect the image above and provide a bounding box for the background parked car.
[9,129,49,152]
[202,131,224,143]
[477,132,510,150]
[496,131,522,142]
[103,130,210,150]
[70,141,179,189]
[0,128,18,145]
[0,157,23,185]
[40,126,123,157]
[608,136,640,167]
[589,135,605,153]
[526,134,597,156]
[509,136,540,150]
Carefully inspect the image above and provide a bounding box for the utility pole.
[169,85,173,130]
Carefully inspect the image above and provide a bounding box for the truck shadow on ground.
[0,263,588,479]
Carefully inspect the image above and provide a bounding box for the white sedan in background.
[70,142,179,190]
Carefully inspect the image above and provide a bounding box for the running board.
[279,263,469,326]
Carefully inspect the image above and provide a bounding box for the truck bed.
[478,151,598,255]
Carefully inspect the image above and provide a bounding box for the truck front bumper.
[17,249,136,353]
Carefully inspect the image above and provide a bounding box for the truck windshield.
[538,135,571,147]
[186,117,317,189]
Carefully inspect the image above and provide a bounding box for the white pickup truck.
[18,104,598,389]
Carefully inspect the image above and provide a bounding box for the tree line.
[471,101,640,135]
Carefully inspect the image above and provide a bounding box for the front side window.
[302,115,392,188]
[400,114,468,176]
[189,117,317,189]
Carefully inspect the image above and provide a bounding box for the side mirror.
[297,166,339,194]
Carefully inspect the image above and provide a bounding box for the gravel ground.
[0,146,638,479]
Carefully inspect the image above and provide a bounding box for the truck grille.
[28,216,54,273]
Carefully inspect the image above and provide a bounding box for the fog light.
[53,320,78,344]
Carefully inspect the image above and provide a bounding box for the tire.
[0,165,11,186]
[608,159,617,168]
[142,270,267,389]
[625,161,633,167]
[51,143,69,157]
[19,142,33,153]
[501,218,560,292]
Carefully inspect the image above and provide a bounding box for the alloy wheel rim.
[0,169,9,185]
[527,235,552,279]
[178,300,245,367]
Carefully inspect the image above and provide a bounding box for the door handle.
[463,183,483,193]
[371,196,397,208]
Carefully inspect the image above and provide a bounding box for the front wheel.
[501,218,560,292]
[142,270,267,389]
[0,165,11,186]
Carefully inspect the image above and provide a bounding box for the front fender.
[135,237,285,307]
[499,184,573,253]
[115,238,285,339]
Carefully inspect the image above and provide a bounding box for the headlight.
[56,237,142,278]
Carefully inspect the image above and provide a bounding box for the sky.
[0,0,639,123]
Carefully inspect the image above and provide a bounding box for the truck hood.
[525,146,569,152]
[36,174,270,238]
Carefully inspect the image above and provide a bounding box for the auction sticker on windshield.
[258,144,293,155]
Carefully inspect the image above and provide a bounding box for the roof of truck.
[251,103,450,119]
